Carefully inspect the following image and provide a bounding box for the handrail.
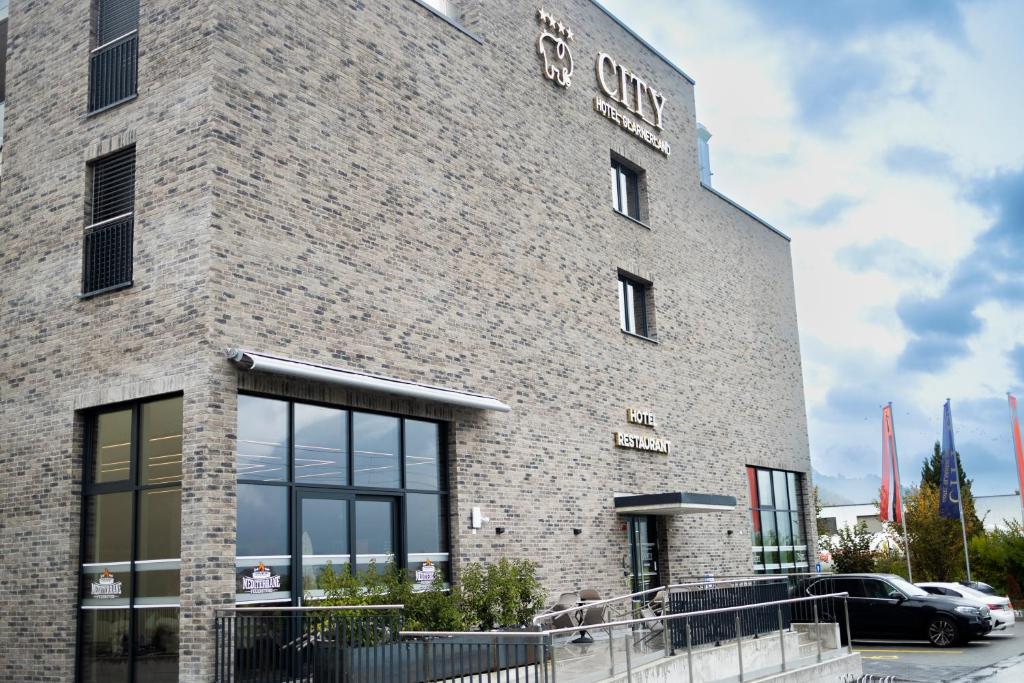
[91,29,139,54]
[532,585,667,625]
[216,604,404,613]
[544,591,849,637]
[85,211,134,232]
[532,575,789,626]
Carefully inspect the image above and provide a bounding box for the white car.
[917,582,1016,631]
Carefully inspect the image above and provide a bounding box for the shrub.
[459,558,547,630]
[820,521,875,573]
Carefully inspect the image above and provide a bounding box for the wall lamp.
[572,528,583,536]
[495,527,506,535]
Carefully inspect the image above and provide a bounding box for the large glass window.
[236,396,450,603]
[746,466,807,574]
[80,395,183,683]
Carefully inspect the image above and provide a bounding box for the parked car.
[959,580,998,596]
[917,582,1015,631]
[805,573,992,647]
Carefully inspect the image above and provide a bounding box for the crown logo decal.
[537,8,575,88]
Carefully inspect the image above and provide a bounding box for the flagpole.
[889,402,913,582]
[1009,393,1024,528]
[948,399,972,582]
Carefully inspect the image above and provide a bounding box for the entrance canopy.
[614,492,736,515]
[226,348,511,412]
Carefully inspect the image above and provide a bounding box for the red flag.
[1011,395,1024,506]
[880,405,903,523]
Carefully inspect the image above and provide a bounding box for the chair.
[636,606,664,648]
[649,589,667,615]
[550,592,580,630]
[573,590,607,644]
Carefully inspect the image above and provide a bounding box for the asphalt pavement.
[855,628,1024,682]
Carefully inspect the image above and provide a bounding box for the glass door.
[627,515,661,599]
[354,497,397,575]
[295,491,399,603]
[296,490,352,603]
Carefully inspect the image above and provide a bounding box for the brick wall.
[0,2,813,681]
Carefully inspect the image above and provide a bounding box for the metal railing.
[81,213,134,296]
[214,604,404,683]
[88,30,138,113]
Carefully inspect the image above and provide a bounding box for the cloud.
[799,194,861,226]
[737,0,968,44]
[791,51,889,130]
[884,145,954,176]
[1010,345,1024,383]
[897,168,1024,372]
[836,240,941,280]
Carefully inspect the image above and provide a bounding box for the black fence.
[89,31,138,113]
[82,214,134,296]
[215,609,548,683]
[666,578,791,649]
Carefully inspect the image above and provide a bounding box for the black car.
[805,573,992,647]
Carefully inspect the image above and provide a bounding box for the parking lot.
[856,628,1024,682]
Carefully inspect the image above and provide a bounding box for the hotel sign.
[534,9,672,157]
[614,407,671,455]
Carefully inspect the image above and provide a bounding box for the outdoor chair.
[649,589,667,615]
[549,592,581,631]
[636,606,665,648]
[573,589,607,644]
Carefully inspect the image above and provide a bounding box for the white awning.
[226,349,511,413]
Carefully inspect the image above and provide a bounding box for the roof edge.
[701,183,791,242]
[588,1,696,85]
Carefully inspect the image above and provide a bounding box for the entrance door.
[296,491,399,603]
[627,515,661,598]
[297,490,352,602]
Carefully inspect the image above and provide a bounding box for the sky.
[601,0,1024,496]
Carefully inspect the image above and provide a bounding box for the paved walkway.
[950,651,1024,682]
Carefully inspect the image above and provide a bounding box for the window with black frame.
[82,146,136,297]
[746,466,808,574]
[79,395,182,683]
[235,395,450,604]
[618,272,651,338]
[610,157,643,221]
[89,0,139,113]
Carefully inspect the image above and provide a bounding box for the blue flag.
[939,400,962,519]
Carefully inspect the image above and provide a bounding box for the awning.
[614,492,737,515]
[226,349,511,413]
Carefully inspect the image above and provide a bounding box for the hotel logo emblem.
[537,8,575,88]
[91,568,123,599]
[242,562,282,595]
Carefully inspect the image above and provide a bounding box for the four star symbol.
[538,7,574,41]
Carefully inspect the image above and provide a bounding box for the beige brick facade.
[0,2,813,681]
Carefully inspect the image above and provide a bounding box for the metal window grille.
[82,147,135,296]
[89,0,139,113]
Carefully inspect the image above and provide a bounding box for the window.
[80,395,182,683]
[82,146,136,297]
[89,0,139,113]
[747,466,807,574]
[820,516,838,535]
[618,273,651,338]
[856,514,883,533]
[610,157,644,222]
[236,395,450,604]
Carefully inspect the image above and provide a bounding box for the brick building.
[0,1,814,681]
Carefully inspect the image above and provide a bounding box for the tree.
[970,522,1024,601]
[902,483,984,582]
[813,485,830,537]
[820,520,875,573]
[919,442,983,531]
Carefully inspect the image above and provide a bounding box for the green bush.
[309,556,546,631]
[970,522,1024,601]
[459,558,547,630]
[820,521,875,573]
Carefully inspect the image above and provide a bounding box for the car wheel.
[927,616,959,647]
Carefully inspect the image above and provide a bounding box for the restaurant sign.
[91,568,123,599]
[242,562,282,595]
[614,407,671,454]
